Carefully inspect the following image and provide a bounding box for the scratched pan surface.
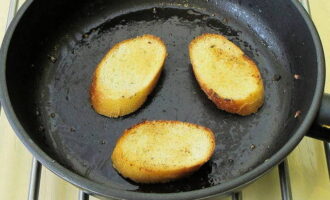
[3,0,318,197]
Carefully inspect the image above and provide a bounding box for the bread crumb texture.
[189,33,264,115]
[111,120,216,183]
[90,35,167,117]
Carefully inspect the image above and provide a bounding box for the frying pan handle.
[306,93,330,142]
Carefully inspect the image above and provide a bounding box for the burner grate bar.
[5,0,18,30]
[278,160,293,200]
[79,190,89,200]
[324,143,330,178]
[299,0,311,15]
[232,192,242,200]
[28,158,42,200]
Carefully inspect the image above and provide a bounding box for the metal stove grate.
[3,0,329,199]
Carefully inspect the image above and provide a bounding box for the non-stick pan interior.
[5,0,318,194]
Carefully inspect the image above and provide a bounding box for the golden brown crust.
[121,120,215,139]
[189,33,264,116]
[111,120,216,183]
[90,35,167,118]
[201,86,264,116]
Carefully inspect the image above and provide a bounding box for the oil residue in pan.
[36,7,291,193]
[96,8,239,37]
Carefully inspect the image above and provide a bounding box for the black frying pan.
[1,0,329,199]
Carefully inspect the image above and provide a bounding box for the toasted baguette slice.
[189,33,264,116]
[90,35,167,118]
[111,120,216,183]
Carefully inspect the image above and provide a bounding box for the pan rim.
[0,0,325,199]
